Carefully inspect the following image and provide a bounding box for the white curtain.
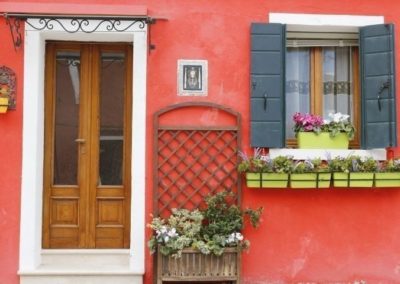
[322,47,353,122]
[285,47,310,139]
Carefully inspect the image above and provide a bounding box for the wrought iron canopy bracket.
[3,13,160,52]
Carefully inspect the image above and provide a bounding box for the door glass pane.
[54,51,81,185]
[99,51,126,185]
[285,47,311,139]
[322,47,353,122]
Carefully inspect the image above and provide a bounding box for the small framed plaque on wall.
[177,59,208,96]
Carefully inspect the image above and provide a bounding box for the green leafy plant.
[292,160,313,174]
[378,159,400,172]
[328,156,352,173]
[148,191,263,258]
[349,156,378,172]
[313,158,330,172]
[272,155,293,173]
[238,148,272,173]
[291,158,328,174]
[147,209,203,258]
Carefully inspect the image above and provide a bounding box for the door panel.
[43,43,132,249]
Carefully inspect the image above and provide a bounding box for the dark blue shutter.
[360,24,397,148]
[250,23,286,147]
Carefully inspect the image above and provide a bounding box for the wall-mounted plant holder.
[0,66,16,113]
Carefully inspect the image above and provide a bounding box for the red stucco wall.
[0,16,23,284]
[1,0,400,283]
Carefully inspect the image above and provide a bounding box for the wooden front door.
[43,42,132,248]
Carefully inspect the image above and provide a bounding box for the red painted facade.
[1,0,400,283]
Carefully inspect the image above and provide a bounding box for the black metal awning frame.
[3,13,158,52]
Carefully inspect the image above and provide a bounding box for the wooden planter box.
[157,247,240,283]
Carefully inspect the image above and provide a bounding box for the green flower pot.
[290,173,331,188]
[290,173,317,188]
[297,132,349,149]
[261,173,288,188]
[333,172,374,187]
[317,173,332,188]
[349,172,374,187]
[333,172,349,187]
[245,173,262,188]
[375,172,400,187]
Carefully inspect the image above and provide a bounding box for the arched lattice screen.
[153,102,242,217]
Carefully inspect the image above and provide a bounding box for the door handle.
[75,138,86,144]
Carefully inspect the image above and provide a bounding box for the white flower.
[226,232,244,244]
[167,228,178,238]
[329,112,350,123]
[164,236,170,242]
[235,232,244,241]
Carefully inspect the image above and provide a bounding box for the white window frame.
[19,18,147,277]
[268,13,386,160]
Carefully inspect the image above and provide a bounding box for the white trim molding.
[19,18,147,283]
[269,149,387,161]
[269,13,384,26]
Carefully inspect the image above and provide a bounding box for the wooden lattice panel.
[154,102,241,217]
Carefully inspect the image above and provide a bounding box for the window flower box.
[245,173,289,188]
[293,112,354,149]
[262,173,289,188]
[245,173,262,188]
[290,172,331,188]
[157,247,239,283]
[297,132,349,149]
[375,159,400,187]
[330,156,377,188]
[375,172,400,187]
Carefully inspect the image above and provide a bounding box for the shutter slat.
[360,23,397,148]
[250,23,286,147]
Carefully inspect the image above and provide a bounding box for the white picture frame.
[177,59,208,96]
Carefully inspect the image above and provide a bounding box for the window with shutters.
[285,46,360,148]
[250,22,396,150]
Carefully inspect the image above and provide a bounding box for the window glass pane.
[322,47,353,122]
[99,52,126,186]
[54,51,80,185]
[285,47,311,139]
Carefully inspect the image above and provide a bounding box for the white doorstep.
[19,250,143,284]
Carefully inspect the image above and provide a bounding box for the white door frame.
[19,18,147,275]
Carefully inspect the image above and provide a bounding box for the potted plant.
[238,148,270,188]
[329,156,377,187]
[290,159,317,188]
[293,112,355,149]
[290,158,331,188]
[315,159,332,188]
[238,150,291,188]
[148,191,263,282]
[329,156,352,187]
[348,156,377,187]
[375,159,400,187]
[263,155,292,188]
